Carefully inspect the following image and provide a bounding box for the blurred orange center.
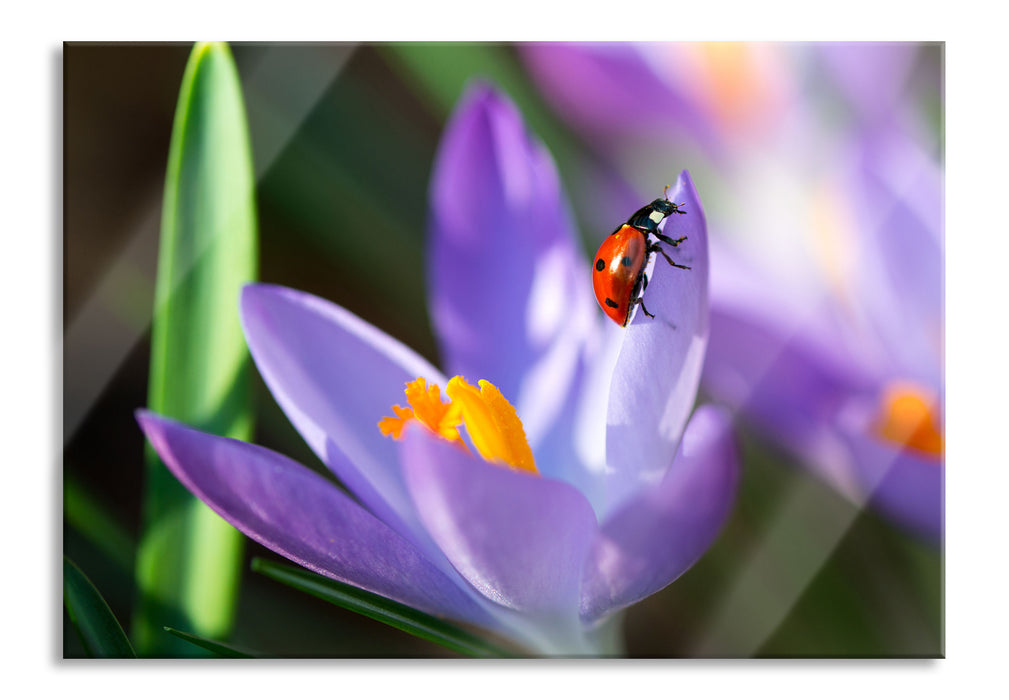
[873,381,944,457]
[378,377,538,475]
[701,43,763,127]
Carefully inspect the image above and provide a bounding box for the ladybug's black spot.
[595,258,605,271]
[620,256,633,267]
[605,297,619,309]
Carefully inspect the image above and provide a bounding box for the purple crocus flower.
[704,123,943,543]
[521,42,942,542]
[137,84,739,655]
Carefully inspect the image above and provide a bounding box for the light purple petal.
[399,426,597,615]
[136,411,493,627]
[841,422,943,543]
[848,126,943,387]
[428,83,596,453]
[818,43,919,126]
[522,343,598,497]
[703,312,878,498]
[239,283,446,551]
[580,405,740,624]
[703,238,883,496]
[601,171,709,513]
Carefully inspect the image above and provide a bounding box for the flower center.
[699,43,764,127]
[379,376,538,475]
[872,381,943,458]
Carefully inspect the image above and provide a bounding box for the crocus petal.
[848,126,943,387]
[399,426,597,616]
[520,43,710,142]
[580,405,740,624]
[704,312,878,500]
[600,170,709,513]
[703,237,884,497]
[428,82,595,451]
[531,331,611,504]
[705,308,860,497]
[841,425,943,543]
[818,43,918,127]
[136,411,493,627]
[239,283,446,550]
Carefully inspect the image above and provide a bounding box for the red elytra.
[592,225,648,326]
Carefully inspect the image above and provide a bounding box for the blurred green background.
[62,42,941,658]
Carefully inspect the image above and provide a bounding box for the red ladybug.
[592,189,690,326]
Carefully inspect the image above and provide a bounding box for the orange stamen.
[378,378,466,448]
[379,376,538,475]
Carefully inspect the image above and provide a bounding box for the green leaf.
[251,558,518,658]
[63,556,136,658]
[134,41,258,656]
[163,627,257,658]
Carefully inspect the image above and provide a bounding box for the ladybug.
[592,187,691,326]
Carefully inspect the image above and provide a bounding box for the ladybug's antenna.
[663,184,671,201]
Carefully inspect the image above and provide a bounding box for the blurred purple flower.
[522,42,798,159]
[522,42,942,541]
[522,42,918,152]
[137,84,739,655]
[818,43,920,128]
[704,124,943,543]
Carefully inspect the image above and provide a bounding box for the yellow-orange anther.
[444,377,538,474]
[378,378,465,448]
[873,381,944,458]
[377,404,415,440]
[378,376,538,475]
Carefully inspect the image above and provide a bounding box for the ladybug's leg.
[634,296,655,320]
[655,232,687,247]
[649,242,691,270]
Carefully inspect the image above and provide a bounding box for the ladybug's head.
[649,198,678,216]
[659,185,687,216]
[654,196,687,217]
[626,194,688,232]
